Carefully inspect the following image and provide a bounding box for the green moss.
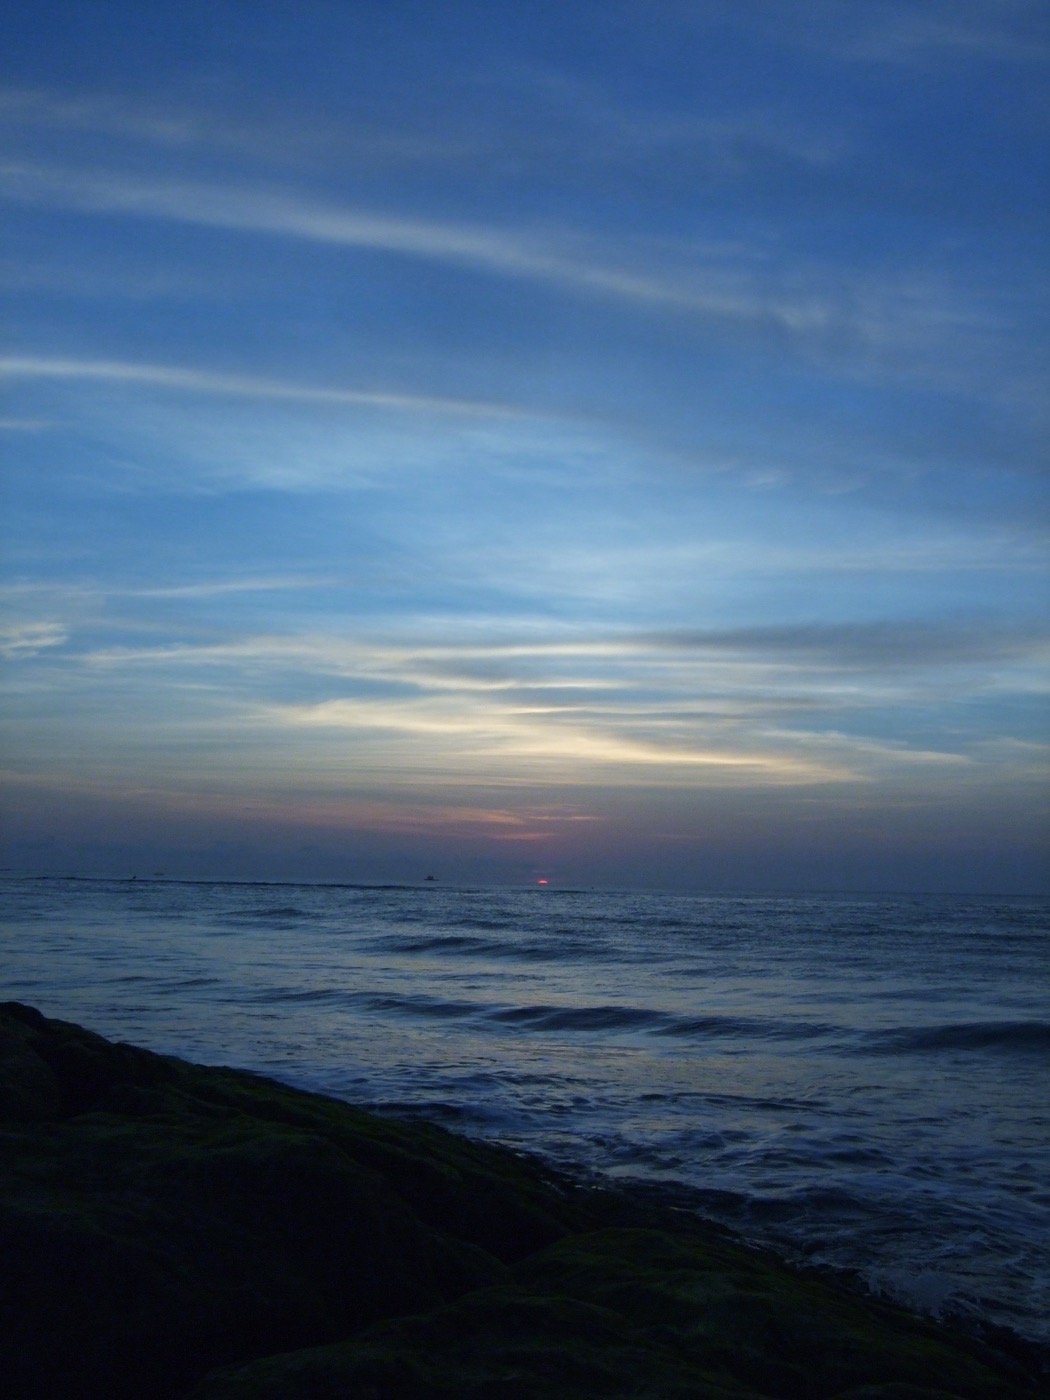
[189,1287,748,1400]
[515,1228,1040,1400]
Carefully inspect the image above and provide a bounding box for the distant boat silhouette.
[424,874,437,882]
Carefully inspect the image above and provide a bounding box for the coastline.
[1,1001,1044,1400]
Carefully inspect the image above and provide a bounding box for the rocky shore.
[0,1001,1043,1399]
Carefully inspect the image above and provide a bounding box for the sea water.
[1,877,1047,1347]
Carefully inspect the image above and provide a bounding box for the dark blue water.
[2,877,1047,1344]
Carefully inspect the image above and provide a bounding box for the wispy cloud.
[18,621,1029,796]
[0,83,489,170]
[0,622,68,658]
[0,84,310,163]
[0,160,768,315]
[824,3,1049,65]
[501,66,853,170]
[1,162,1001,370]
[0,576,340,606]
[256,692,849,786]
[640,621,1050,671]
[135,577,336,600]
[66,619,1050,691]
[721,0,1050,66]
[0,765,605,845]
[0,354,522,420]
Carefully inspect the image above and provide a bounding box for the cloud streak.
[37,616,1050,712]
[0,354,522,420]
[709,0,1050,66]
[0,622,68,658]
[0,161,733,306]
[4,619,1031,803]
[0,162,1005,372]
[641,621,1050,670]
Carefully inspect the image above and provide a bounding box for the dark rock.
[0,1003,562,1399]
[0,1008,62,1119]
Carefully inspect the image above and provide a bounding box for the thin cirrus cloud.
[640,621,1050,670]
[0,77,844,170]
[61,624,1041,749]
[0,161,738,299]
[261,693,853,783]
[0,622,69,658]
[0,354,523,420]
[713,0,1050,64]
[37,623,866,789]
[0,160,1001,374]
[34,617,1035,815]
[13,601,1042,717]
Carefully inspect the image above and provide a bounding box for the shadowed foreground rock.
[0,1002,1042,1400]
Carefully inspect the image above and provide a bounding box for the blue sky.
[2,0,1047,890]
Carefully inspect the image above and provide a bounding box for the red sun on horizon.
[537,878,549,885]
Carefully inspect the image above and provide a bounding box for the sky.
[1,0,1048,892]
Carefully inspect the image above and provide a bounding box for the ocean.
[2,876,1047,1349]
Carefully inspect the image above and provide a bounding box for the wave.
[866,1021,1050,1055]
[742,1185,876,1225]
[444,917,515,933]
[250,987,349,1004]
[377,934,500,954]
[367,930,591,962]
[487,1003,669,1032]
[237,905,311,920]
[652,1014,839,1042]
[343,991,847,1042]
[363,993,481,1020]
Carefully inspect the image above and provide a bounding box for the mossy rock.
[1,1004,1043,1400]
[192,1229,1041,1400]
[0,1003,572,1399]
[188,1288,709,1400]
